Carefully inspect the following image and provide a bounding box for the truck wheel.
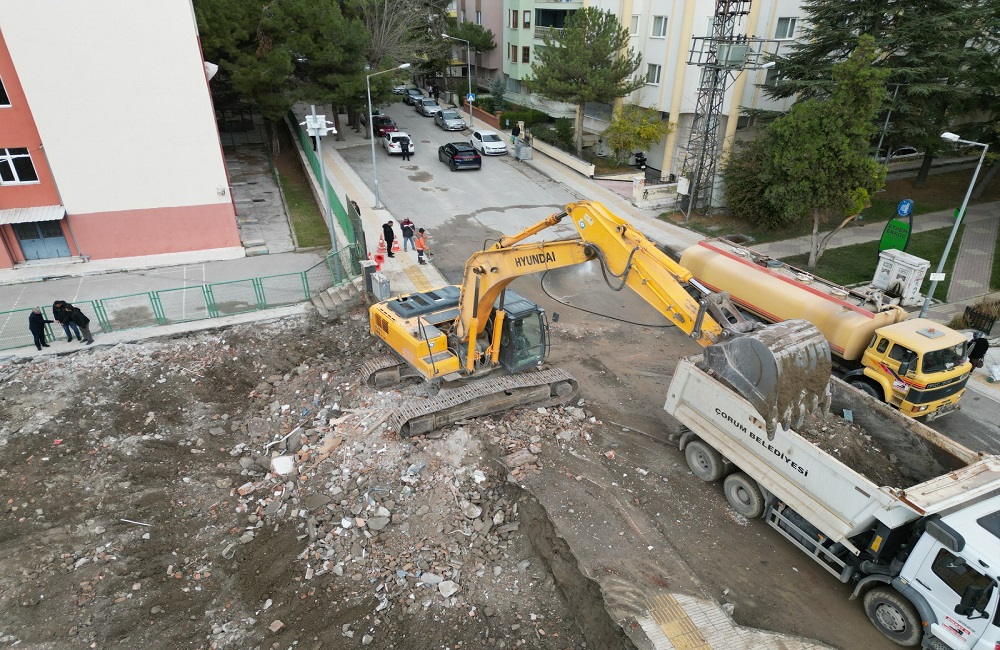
[863,587,922,647]
[723,472,765,518]
[850,379,882,401]
[685,440,724,482]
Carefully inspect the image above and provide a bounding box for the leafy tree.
[765,0,997,187]
[601,105,671,165]
[725,37,887,267]
[525,7,644,157]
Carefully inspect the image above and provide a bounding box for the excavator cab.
[493,291,549,373]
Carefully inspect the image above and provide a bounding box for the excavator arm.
[368,200,831,436]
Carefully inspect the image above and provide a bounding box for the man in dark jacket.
[64,305,95,345]
[52,299,82,342]
[382,221,396,258]
[28,308,53,351]
[969,331,990,368]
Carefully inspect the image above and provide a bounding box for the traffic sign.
[467,93,475,103]
[896,199,913,217]
[879,218,911,253]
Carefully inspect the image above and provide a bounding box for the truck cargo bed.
[664,359,1000,545]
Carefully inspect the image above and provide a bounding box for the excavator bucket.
[702,319,832,436]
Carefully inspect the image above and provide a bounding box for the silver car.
[415,98,443,117]
[434,109,467,131]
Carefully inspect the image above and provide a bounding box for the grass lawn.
[781,226,966,295]
[667,164,1000,245]
[274,123,331,249]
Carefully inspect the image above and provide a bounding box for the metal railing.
[0,245,362,352]
[288,112,358,246]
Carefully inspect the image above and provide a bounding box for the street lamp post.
[442,33,473,128]
[919,132,991,318]
[367,63,411,209]
[301,107,339,255]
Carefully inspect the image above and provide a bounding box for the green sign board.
[879,218,911,252]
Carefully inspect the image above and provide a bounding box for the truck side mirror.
[955,584,990,619]
[898,359,912,375]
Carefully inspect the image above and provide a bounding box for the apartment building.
[0,1,240,272]
[456,0,802,179]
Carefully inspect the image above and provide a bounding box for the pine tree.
[525,8,644,157]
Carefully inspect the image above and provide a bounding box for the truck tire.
[685,440,724,482]
[863,587,922,647]
[723,472,765,518]
[850,379,882,401]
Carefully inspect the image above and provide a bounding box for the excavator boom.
[366,201,831,436]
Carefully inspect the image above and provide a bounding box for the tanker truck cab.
[876,499,1000,648]
[854,319,970,419]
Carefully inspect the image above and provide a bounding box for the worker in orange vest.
[415,228,430,265]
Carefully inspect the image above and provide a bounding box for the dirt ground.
[0,296,902,650]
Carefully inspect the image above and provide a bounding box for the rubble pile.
[0,313,594,649]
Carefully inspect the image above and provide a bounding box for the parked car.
[470,129,508,156]
[434,109,467,131]
[403,88,424,105]
[381,131,415,156]
[392,83,411,95]
[438,142,482,171]
[361,113,398,137]
[415,98,443,117]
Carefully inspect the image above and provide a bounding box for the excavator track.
[387,368,579,438]
[360,353,424,389]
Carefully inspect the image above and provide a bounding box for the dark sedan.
[438,142,482,171]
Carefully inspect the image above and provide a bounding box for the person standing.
[433,85,441,103]
[400,217,416,252]
[400,137,411,162]
[415,228,430,265]
[28,308,53,351]
[969,331,990,368]
[52,299,82,342]
[64,304,95,345]
[382,221,396,258]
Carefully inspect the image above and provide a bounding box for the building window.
[0,147,39,184]
[646,63,662,85]
[0,76,9,107]
[764,67,778,86]
[651,16,668,38]
[523,12,531,28]
[510,10,519,28]
[509,44,517,62]
[630,16,639,35]
[775,17,797,39]
[476,11,482,25]
[522,46,530,64]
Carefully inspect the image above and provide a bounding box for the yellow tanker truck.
[680,238,971,420]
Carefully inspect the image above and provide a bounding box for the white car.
[470,129,508,156]
[381,131,415,156]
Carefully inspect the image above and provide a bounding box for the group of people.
[27,300,95,351]
[382,217,432,264]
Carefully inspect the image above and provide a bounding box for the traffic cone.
[373,252,385,272]
[377,236,387,254]
[391,238,401,254]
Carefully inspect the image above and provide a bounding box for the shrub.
[501,109,549,128]
[488,76,507,113]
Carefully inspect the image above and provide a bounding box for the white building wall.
[0,1,230,215]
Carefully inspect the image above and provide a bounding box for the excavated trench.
[512,485,639,650]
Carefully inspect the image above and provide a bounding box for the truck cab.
[857,319,970,419]
[887,499,1000,648]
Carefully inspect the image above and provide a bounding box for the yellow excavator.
[363,200,831,436]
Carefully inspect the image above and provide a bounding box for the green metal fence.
[288,111,358,246]
[0,245,362,352]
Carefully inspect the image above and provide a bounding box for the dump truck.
[665,352,1000,648]
[680,238,971,419]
